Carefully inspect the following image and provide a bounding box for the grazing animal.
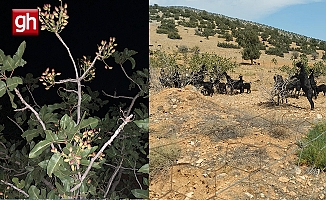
[317,84,326,95]
[296,62,314,110]
[216,82,227,94]
[309,69,317,99]
[286,76,301,98]
[273,74,290,104]
[222,72,244,94]
[243,82,251,93]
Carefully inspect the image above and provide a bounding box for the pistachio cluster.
[39,68,61,90]
[63,146,82,171]
[38,0,69,33]
[78,56,96,81]
[97,37,117,69]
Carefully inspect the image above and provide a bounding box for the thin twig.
[0,180,29,198]
[104,158,123,198]
[119,63,143,92]
[102,90,133,99]
[7,116,24,133]
[26,86,41,109]
[13,88,55,149]
[14,88,46,131]
[54,78,78,84]
[62,88,78,94]
[55,32,79,78]
[133,159,142,190]
[42,178,55,190]
[70,114,133,192]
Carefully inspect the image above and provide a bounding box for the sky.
[149,0,326,41]
[0,1,149,117]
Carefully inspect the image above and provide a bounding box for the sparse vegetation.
[298,122,326,170]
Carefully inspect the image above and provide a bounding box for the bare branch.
[42,178,55,190]
[133,159,142,190]
[0,180,29,198]
[104,158,123,198]
[7,116,24,133]
[14,88,46,131]
[70,114,134,192]
[119,63,143,92]
[102,90,133,99]
[55,32,79,79]
[13,88,55,149]
[54,78,78,84]
[26,86,40,109]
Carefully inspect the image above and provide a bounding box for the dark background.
[0,1,149,116]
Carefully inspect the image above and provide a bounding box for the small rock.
[260,193,265,198]
[316,114,322,119]
[196,158,204,164]
[244,192,253,199]
[279,176,290,183]
[217,173,227,178]
[319,194,325,199]
[185,191,194,200]
[294,166,301,175]
[288,191,296,196]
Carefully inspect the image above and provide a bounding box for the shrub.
[217,42,241,49]
[298,122,326,170]
[168,31,182,39]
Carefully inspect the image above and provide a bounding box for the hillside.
[149,5,326,200]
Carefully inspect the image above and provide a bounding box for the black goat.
[296,62,314,110]
[309,69,317,99]
[317,84,326,95]
[243,82,251,93]
[216,82,227,94]
[222,72,244,94]
[286,76,301,98]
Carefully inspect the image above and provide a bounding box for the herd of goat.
[159,62,326,110]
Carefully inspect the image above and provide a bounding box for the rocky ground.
[149,85,326,200]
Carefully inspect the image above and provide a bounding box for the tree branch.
[104,158,123,198]
[70,114,133,192]
[7,116,24,133]
[14,88,46,131]
[0,180,29,198]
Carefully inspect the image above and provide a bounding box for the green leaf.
[2,55,16,71]
[28,185,41,199]
[22,129,42,142]
[14,41,26,60]
[25,166,34,172]
[0,49,5,65]
[12,177,19,185]
[47,153,62,177]
[133,118,148,131]
[6,90,17,109]
[79,117,98,129]
[0,81,6,97]
[138,163,149,174]
[131,189,149,199]
[60,114,76,130]
[47,190,56,199]
[80,159,101,169]
[6,77,22,90]
[29,140,52,158]
[55,182,65,195]
[45,130,58,142]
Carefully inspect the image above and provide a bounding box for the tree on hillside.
[238,29,262,64]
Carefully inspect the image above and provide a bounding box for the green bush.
[298,122,326,170]
[168,31,182,39]
[217,42,241,49]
